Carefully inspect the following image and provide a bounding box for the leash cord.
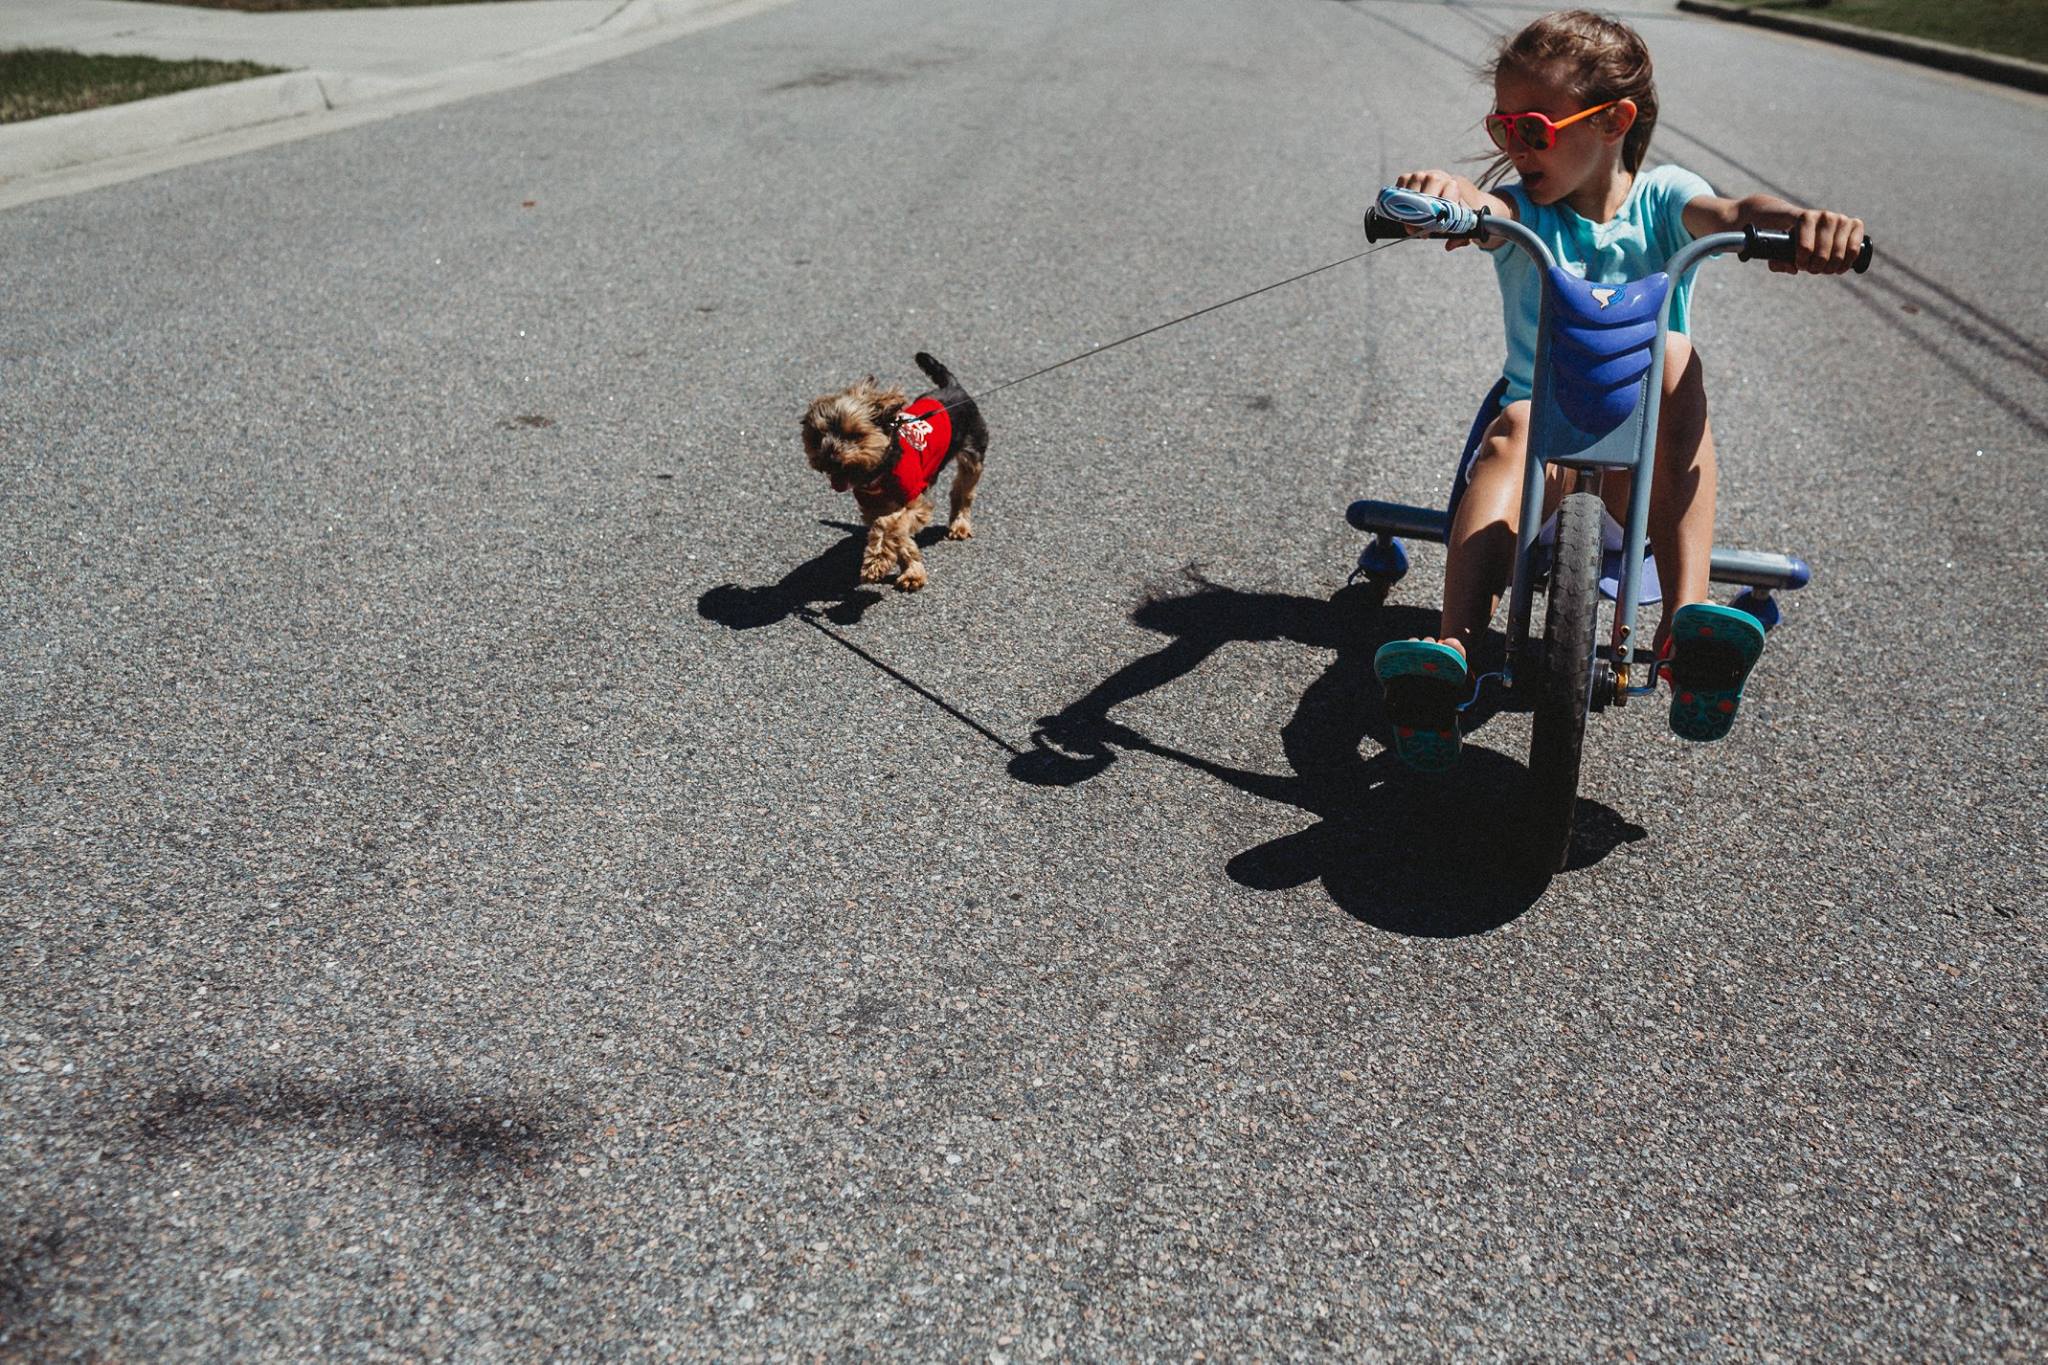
[925,235,1414,415]
[794,607,1022,755]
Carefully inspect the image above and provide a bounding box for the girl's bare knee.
[1469,404,1529,474]
[1468,440,1519,483]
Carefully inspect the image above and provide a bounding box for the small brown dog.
[802,352,988,591]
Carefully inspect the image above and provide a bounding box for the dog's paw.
[859,557,895,584]
[946,519,974,541]
[895,564,928,592]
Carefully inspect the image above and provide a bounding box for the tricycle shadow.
[1010,570,1644,937]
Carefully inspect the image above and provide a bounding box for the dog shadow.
[1009,570,1645,936]
[697,519,922,629]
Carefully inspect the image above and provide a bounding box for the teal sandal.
[1374,640,1468,772]
[1665,602,1766,742]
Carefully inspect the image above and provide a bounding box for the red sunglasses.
[1484,99,1620,152]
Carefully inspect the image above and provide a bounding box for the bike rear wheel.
[1526,490,1603,874]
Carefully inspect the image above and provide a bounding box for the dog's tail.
[914,352,958,390]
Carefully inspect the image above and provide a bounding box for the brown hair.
[1479,10,1658,184]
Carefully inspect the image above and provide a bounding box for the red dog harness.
[853,397,953,510]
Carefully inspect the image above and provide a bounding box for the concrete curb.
[0,0,744,186]
[0,72,329,180]
[1675,0,2048,96]
[305,0,662,110]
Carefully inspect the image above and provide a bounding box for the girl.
[1374,9,1865,772]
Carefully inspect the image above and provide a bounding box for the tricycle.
[1347,186,1871,873]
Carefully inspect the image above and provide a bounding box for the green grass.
[0,49,286,124]
[1724,0,2047,65]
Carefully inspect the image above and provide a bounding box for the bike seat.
[1532,268,1672,467]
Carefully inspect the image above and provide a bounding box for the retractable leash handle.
[1363,186,1488,242]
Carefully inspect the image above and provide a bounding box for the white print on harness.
[1590,286,1619,309]
[896,416,934,452]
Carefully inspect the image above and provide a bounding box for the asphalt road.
[5,0,2044,1357]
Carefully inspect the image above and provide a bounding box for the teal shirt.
[1490,163,1715,403]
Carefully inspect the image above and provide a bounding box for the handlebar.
[1738,223,1874,274]
[1363,186,1873,274]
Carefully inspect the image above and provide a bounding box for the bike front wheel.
[1526,490,1604,874]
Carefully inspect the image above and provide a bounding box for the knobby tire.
[1526,490,1603,875]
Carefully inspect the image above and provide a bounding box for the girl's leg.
[1378,399,1552,772]
[1595,333,1761,741]
[1601,334,1716,654]
[1438,400,1537,659]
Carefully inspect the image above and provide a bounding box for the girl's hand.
[1691,195,1869,274]
[1393,169,1486,250]
[1781,208,1866,275]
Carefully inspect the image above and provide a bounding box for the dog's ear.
[856,381,909,418]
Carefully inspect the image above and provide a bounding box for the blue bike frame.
[1482,213,1751,697]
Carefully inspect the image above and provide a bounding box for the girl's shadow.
[697,520,948,630]
[1010,569,1644,936]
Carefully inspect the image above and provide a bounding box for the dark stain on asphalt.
[769,52,964,94]
[135,1079,570,1182]
[0,1227,65,1329]
[770,66,903,92]
[1244,393,1276,412]
[836,993,897,1035]
[0,1220,92,1357]
[505,414,555,430]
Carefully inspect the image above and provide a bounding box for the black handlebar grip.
[1363,210,1400,243]
[1741,226,1875,273]
[1739,227,1796,265]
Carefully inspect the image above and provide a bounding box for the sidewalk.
[0,0,780,203]
[0,0,623,81]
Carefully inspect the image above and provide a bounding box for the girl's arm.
[1683,192,1866,275]
[1393,169,1518,251]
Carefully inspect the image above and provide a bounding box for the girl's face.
[1492,64,1628,210]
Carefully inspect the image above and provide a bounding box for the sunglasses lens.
[1515,115,1552,150]
[1485,116,1512,151]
